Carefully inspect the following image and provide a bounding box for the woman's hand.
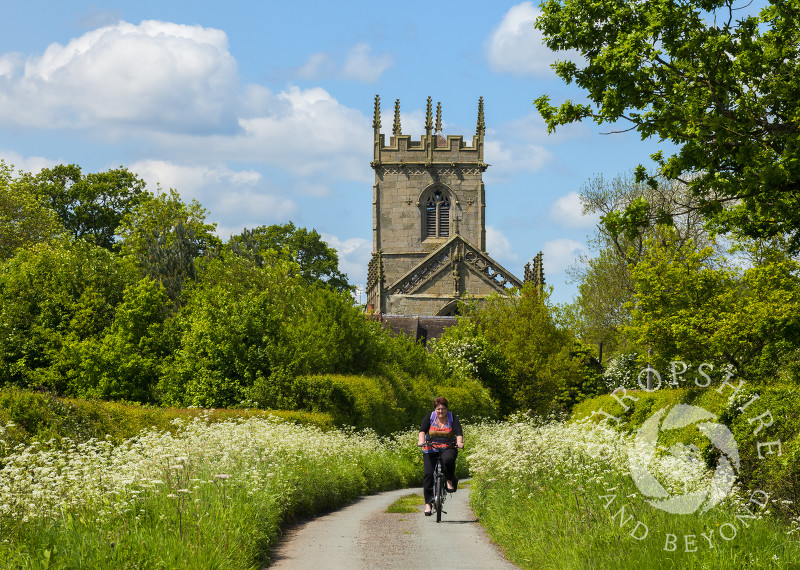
[418,431,427,447]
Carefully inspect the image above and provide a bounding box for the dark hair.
[433,397,449,409]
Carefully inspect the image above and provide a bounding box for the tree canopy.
[625,234,800,380]
[0,161,63,260]
[117,189,220,303]
[571,172,716,354]
[535,1,800,248]
[227,223,351,293]
[21,164,147,250]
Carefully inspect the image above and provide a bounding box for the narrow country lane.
[268,484,518,569]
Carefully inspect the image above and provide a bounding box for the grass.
[0,415,422,568]
[386,493,424,513]
[468,417,800,570]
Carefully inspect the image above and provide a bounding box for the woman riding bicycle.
[418,397,463,516]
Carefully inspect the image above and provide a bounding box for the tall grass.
[468,417,800,569]
[0,414,420,568]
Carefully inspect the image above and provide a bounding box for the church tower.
[366,96,523,317]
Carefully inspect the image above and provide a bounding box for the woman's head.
[433,397,449,411]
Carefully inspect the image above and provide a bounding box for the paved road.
[268,484,518,569]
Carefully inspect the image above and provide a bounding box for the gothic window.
[425,189,450,238]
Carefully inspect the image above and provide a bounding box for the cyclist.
[418,396,464,516]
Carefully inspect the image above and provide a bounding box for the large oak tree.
[535,1,800,248]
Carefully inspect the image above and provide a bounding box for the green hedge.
[0,387,334,459]
[292,373,497,436]
[573,384,800,519]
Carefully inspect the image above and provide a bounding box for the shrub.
[573,384,800,521]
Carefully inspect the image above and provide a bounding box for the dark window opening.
[425,189,450,238]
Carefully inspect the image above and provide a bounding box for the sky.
[0,0,676,305]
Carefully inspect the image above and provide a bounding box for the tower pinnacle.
[476,96,485,137]
[373,94,381,131]
[392,99,402,136]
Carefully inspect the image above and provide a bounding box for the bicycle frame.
[423,437,457,523]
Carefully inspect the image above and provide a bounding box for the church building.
[365,96,543,340]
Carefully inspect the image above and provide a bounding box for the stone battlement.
[371,95,485,170]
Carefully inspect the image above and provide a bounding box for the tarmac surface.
[268,483,519,569]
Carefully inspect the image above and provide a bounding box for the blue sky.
[0,1,677,304]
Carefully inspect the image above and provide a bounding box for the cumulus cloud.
[0,150,59,174]
[297,42,392,83]
[486,225,519,261]
[0,20,239,133]
[542,238,587,275]
[486,2,581,77]
[321,233,371,285]
[0,21,374,194]
[129,159,298,232]
[482,111,590,181]
[484,139,553,174]
[549,191,600,229]
[153,86,373,184]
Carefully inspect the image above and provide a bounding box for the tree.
[625,233,800,381]
[0,161,63,260]
[159,255,376,408]
[0,239,136,393]
[227,223,352,293]
[535,1,800,249]
[460,283,593,414]
[21,164,147,249]
[74,277,172,402]
[571,172,714,356]
[430,323,513,416]
[118,189,220,303]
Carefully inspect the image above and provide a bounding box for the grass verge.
[468,417,800,569]
[386,494,424,513]
[0,415,421,568]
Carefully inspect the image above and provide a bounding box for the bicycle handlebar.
[418,437,462,449]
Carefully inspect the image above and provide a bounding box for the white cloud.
[341,43,393,82]
[0,150,59,174]
[153,86,373,184]
[0,53,22,78]
[486,2,581,77]
[542,238,587,275]
[0,20,239,132]
[296,53,335,80]
[549,191,600,229]
[214,192,298,229]
[297,42,392,83]
[486,225,518,261]
[321,233,371,285]
[129,159,298,231]
[129,159,257,196]
[481,111,590,181]
[0,21,373,194]
[485,139,553,174]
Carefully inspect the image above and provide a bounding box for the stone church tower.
[366,96,533,318]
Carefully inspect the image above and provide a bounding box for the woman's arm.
[418,431,427,446]
[456,434,464,449]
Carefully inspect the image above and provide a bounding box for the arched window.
[425,189,450,238]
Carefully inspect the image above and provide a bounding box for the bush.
[573,383,800,521]
[290,373,497,436]
[293,374,404,435]
[0,387,334,461]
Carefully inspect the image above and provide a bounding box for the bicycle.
[419,437,458,523]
